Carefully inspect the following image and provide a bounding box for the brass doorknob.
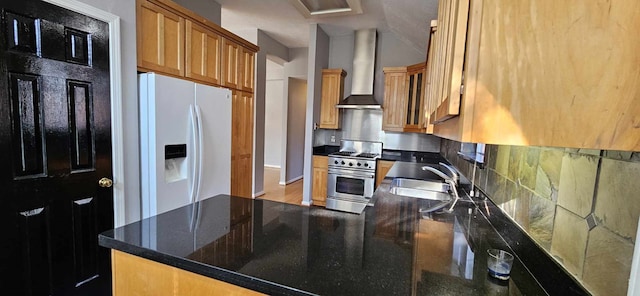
[98,177,113,188]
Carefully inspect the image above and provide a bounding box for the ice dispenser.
[165,144,187,183]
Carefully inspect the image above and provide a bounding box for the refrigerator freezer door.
[140,73,195,218]
[194,84,232,201]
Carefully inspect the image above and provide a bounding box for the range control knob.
[334,160,339,164]
[364,163,369,167]
[348,163,353,166]
[341,161,345,165]
[357,163,362,166]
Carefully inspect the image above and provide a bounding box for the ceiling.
[215,0,439,56]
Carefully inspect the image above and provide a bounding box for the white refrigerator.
[139,73,231,219]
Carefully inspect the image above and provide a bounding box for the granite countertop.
[99,188,549,294]
[312,146,447,164]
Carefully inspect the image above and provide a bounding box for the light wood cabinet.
[241,49,255,93]
[427,0,640,151]
[382,64,427,133]
[222,38,242,90]
[137,0,185,76]
[318,69,346,129]
[136,0,258,93]
[404,63,427,133]
[112,250,264,296]
[311,156,328,206]
[382,67,407,132]
[185,20,221,85]
[375,160,395,188]
[231,90,254,198]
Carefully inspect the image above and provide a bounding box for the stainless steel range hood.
[336,29,381,110]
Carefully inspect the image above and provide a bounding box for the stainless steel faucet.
[421,163,461,212]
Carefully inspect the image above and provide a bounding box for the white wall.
[172,0,220,25]
[282,48,308,184]
[264,60,284,168]
[285,78,307,182]
[76,0,140,223]
[302,25,330,205]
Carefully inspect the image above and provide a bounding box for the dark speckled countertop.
[99,184,551,294]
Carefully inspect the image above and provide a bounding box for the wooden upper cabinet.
[241,49,255,92]
[222,38,242,90]
[425,0,470,124]
[185,20,221,85]
[431,0,640,151]
[136,0,258,92]
[404,63,427,133]
[318,69,346,129]
[382,67,407,132]
[382,64,427,133]
[137,0,185,76]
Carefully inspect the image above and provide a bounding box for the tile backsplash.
[440,139,640,296]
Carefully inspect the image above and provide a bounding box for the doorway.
[0,1,113,294]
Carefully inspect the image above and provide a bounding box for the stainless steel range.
[326,140,383,214]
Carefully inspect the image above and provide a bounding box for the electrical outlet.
[330,135,336,143]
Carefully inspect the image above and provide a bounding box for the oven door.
[327,168,375,201]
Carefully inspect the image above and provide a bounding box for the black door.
[0,0,112,295]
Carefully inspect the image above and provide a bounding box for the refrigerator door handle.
[188,104,198,204]
[194,104,204,203]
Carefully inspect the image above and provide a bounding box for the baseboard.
[281,175,303,185]
[264,164,281,169]
[252,191,265,198]
[301,200,312,206]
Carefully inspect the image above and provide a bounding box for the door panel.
[0,1,112,295]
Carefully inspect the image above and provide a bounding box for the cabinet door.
[137,0,184,76]
[405,65,427,133]
[375,160,395,188]
[231,91,253,198]
[241,49,255,92]
[429,0,470,123]
[382,68,407,132]
[222,38,242,90]
[185,20,221,85]
[311,156,328,206]
[318,69,345,129]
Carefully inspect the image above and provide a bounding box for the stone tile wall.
[440,139,640,296]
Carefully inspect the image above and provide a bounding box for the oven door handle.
[328,169,375,179]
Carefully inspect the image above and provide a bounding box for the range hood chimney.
[336,29,381,109]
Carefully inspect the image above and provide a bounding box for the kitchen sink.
[388,178,452,201]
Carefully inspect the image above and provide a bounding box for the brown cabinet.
[375,160,395,188]
[222,38,242,90]
[382,67,407,132]
[427,0,640,150]
[137,0,185,76]
[231,90,254,198]
[185,20,221,85]
[241,49,255,93]
[311,156,328,206]
[318,69,346,129]
[382,64,427,133]
[404,63,427,133]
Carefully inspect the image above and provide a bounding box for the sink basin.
[388,178,451,201]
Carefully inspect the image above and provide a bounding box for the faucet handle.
[438,163,459,185]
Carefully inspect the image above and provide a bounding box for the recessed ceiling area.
[215,0,438,55]
[289,0,363,18]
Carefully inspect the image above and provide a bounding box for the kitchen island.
[99,183,561,295]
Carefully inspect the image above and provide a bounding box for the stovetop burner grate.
[356,152,380,159]
[332,151,356,157]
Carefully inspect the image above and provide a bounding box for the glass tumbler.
[487,249,514,280]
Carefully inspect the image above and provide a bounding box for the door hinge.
[460,84,465,95]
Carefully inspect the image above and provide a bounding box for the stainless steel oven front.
[327,167,375,202]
